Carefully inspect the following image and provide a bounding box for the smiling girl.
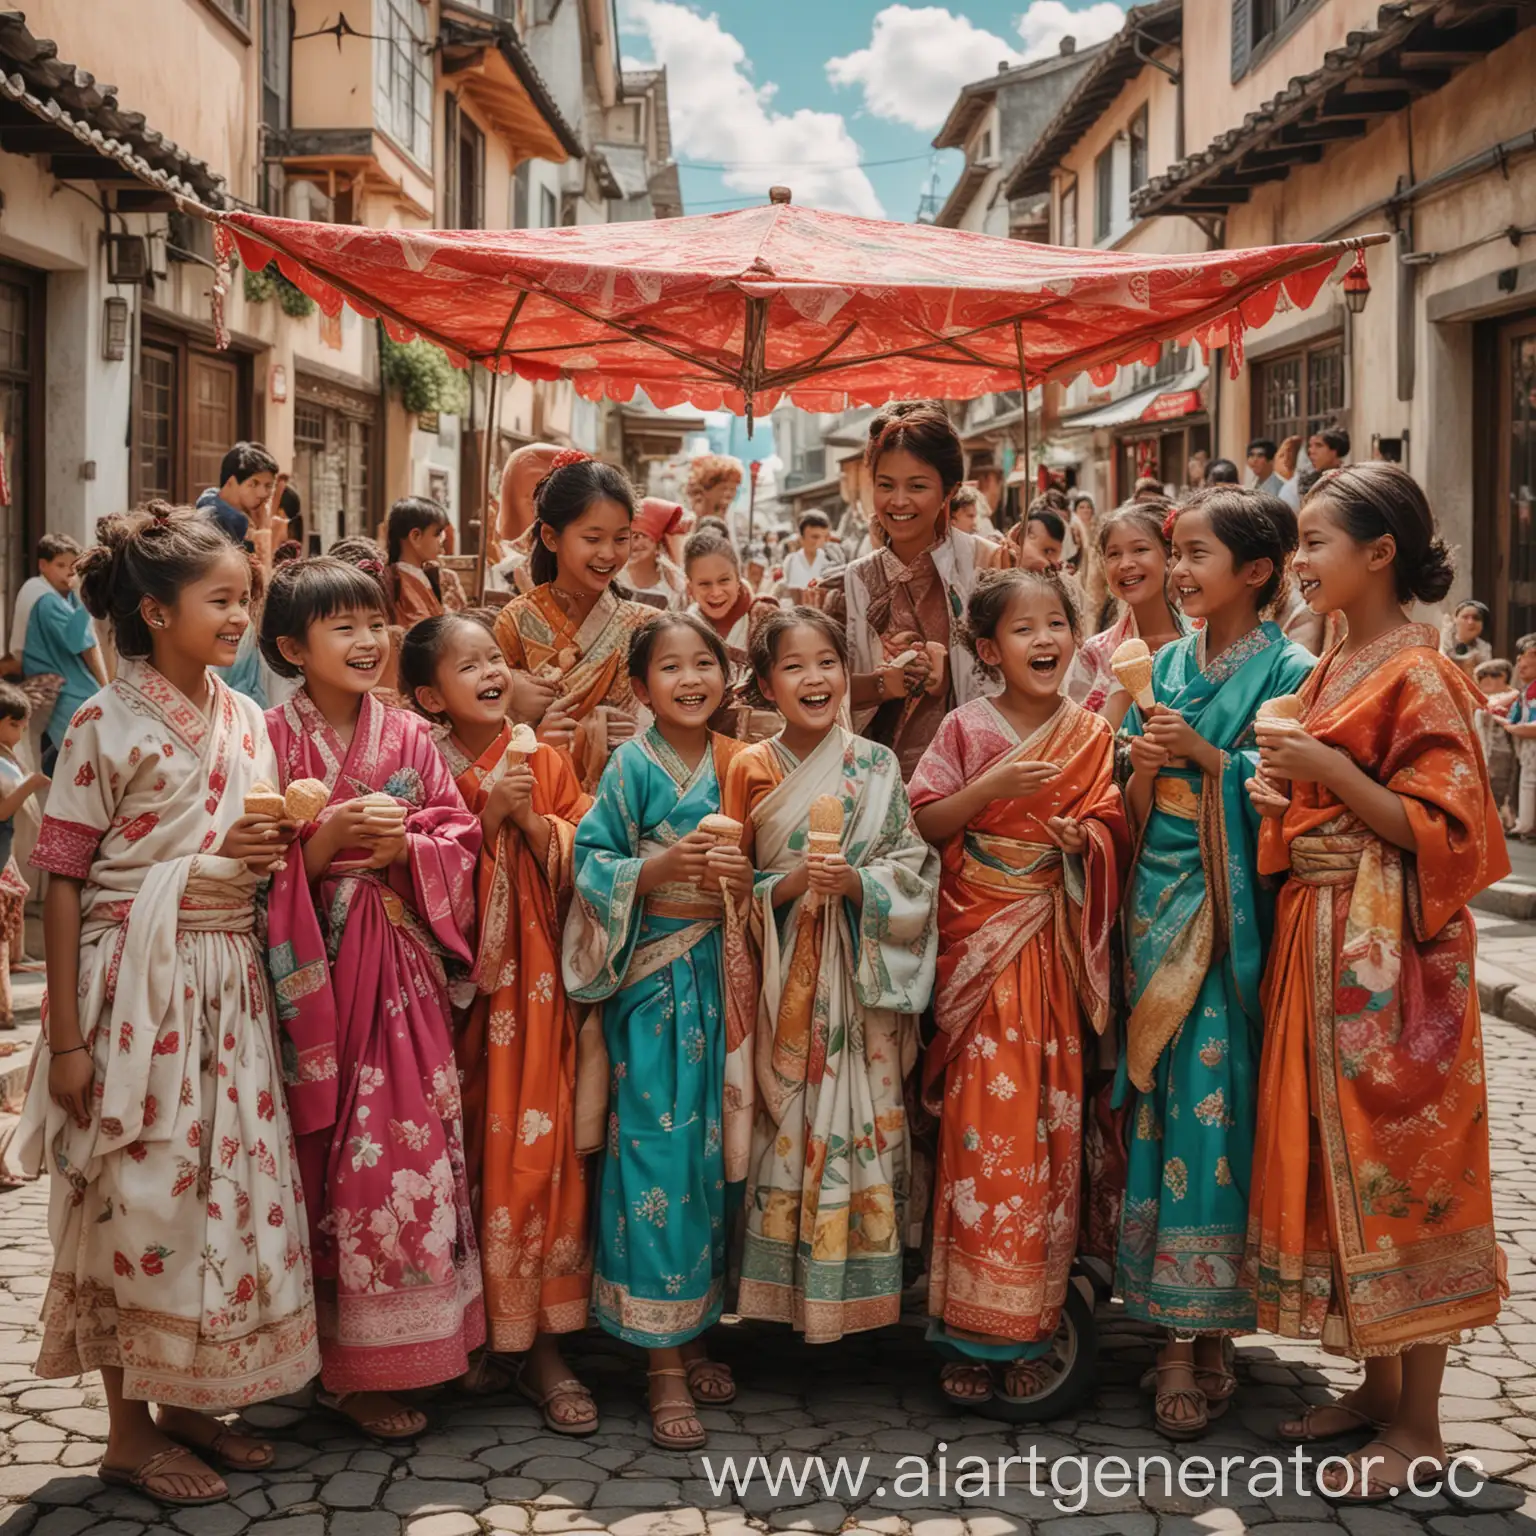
[908,570,1129,1410]
[16,507,317,1506]
[1245,464,1507,1504]
[260,559,483,1442]
[1114,488,1315,1441]
[564,612,755,1448]
[400,613,598,1433]
[1064,503,1189,727]
[721,609,938,1343]
[827,402,999,780]
[493,453,649,792]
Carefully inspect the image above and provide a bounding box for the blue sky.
[618,1,1129,224]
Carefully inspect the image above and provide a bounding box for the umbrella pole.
[474,296,527,599]
[1014,321,1031,513]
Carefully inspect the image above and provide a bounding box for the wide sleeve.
[493,603,529,671]
[396,726,482,965]
[562,745,648,1002]
[845,748,939,1014]
[906,710,967,811]
[1383,662,1510,936]
[31,696,114,878]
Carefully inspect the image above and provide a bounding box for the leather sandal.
[1277,1400,1387,1445]
[997,1357,1056,1405]
[161,1417,274,1470]
[99,1445,227,1507]
[514,1360,599,1437]
[939,1362,994,1405]
[648,1366,706,1450]
[316,1391,427,1443]
[1193,1337,1237,1421]
[1142,1360,1209,1441]
[684,1356,736,1405]
[1319,1437,1442,1505]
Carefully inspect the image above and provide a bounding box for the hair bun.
[1414,535,1456,605]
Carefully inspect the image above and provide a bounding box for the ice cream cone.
[806,795,845,911]
[1110,637,1156,713]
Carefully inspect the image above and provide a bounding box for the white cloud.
[827,2,1128,134]
[620,0,883,219]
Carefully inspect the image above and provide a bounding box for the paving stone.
[529,1514,603,1534]
[480,1509,532,1534]
[319,1472,385,1510]
[590,1480,682,1510]
[517,1457,604,1483]
[0,1469,96,1502]
[9,1421,66,1442]
[170,1507,249,1536]
[246,1520,326,1536]
[404,1517,480,1536]
[483,1478,544,1503]
[31,1511,95,1536]
[381,1481,487,1517]
[267,1483,319,1512]
[532,1483,597,1509]
[42,1409,108,1438]
[329,1517,403,1536]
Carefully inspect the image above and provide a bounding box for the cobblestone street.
[0,1010,1531,1536]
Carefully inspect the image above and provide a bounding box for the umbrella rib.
[756,320,860,390]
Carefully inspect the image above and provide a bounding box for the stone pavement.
[0,1028,1531,1532]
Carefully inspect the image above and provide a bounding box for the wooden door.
[189,352,240,495]
[1495,313,1536,657]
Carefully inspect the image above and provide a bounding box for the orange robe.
[493,585,649,793]
[1245,624,1509,1357]
[448,725,594,1351]
[909,699,1128,1346]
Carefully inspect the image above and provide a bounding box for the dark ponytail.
[530,458,636,589]
[1306,462,1454,605]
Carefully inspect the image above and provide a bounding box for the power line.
[675,150,936,172]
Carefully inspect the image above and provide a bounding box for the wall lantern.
[102,295,129,361]
[1342,248,1371,315]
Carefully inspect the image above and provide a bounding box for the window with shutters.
[1059,179,1078,247]
[1232,0,1317,80]
[444,96,485,230]
[1093,146,1114,243]
[374,0,432,167]
[1252,340,1345,445]
[1129,107,1149,192]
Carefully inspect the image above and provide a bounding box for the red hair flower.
[1162,506,1180,541]
[550,448,594,471]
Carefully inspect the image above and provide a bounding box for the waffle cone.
[243,781,285,820]
[1257,694,1305,724]
[1110,637,1156,711]
[283,778,330,823]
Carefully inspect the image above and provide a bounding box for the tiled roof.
[1133,0,1531,217]
[0,9,227,206]
[1004,0,1182,200]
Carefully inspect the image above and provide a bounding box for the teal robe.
[1114,622,1314,1332]
[22,590,96,744]
[563,729,734,1348]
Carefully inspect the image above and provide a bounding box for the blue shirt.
[197,486,250,546]
[0,752,23,869]
[22,589,98,743]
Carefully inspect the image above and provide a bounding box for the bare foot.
[939,1362,993,1403]
[519,1339,597,1432]
[679,1339,734,1404]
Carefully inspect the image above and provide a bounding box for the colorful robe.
[445,725,594,1352]
[563,729,754,1347]
[265,689,484,1393]
[15,661,319,1407]
[493,585,650,792]
[387,562,467,629]
[723,726,938,1342]
[23,589,98,746]
[909,699,1128,1351]
[828,529,999,779]
[1245,625,1507,1357]
[1114,622,1315,1332]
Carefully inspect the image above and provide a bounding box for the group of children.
[15,405,1507,1511]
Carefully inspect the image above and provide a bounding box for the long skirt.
[37,926,319,1408]
[1115,963,1258,1334]
[593,927,727,1348]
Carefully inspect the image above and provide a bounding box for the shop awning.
[1062,366,1208,430]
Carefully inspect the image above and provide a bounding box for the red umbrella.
[212,195,1384,422]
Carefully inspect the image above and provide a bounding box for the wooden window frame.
[1093,146,1114,243]
[1129,106,1149,193]
[1250,336,1346,448]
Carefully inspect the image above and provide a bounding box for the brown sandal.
[316,1391,427,1443]
[939,1362,994,1405]
[1193,1338,1237,1421]
[1142,1360,1209,1441]
[162,1419,274,1470]
[514,1362,599,1437]
[100,1445,227,1507]
[648,1366,706,1450]
[1277,1400,1388,1445]
[1320,1437,1442,1505]
[685,1356,736,1405]
[997,1357,1056,1405]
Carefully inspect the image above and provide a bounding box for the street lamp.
[1342,248,1370,315]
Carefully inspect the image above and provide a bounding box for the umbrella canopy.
[216,197,1384,420]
